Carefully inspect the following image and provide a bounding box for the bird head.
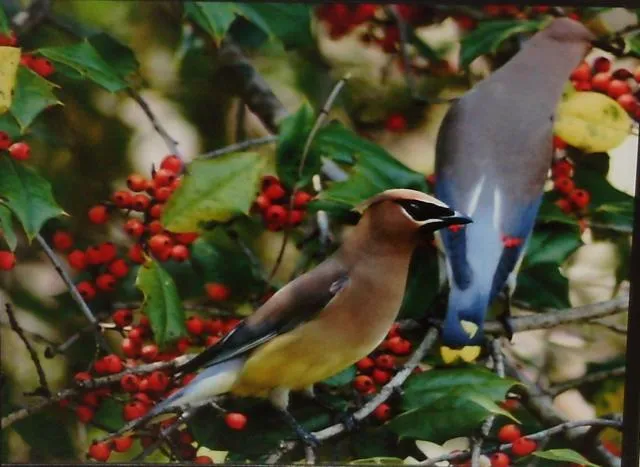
[352,189,472,240]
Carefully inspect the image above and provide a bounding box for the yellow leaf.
[0,46,21,115]
[554,91,633,153]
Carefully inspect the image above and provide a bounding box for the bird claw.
[298,431,321,448]
[336,412,359,433]
[498,313,514,341]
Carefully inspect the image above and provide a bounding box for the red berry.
[123,401,147,421]
[141,344,159,362]
[372,368,392,385]
[593,56,611,73]
[149,234,172,254]
[120,374,140,392]
[148,371,169,392]
[356,357,375,373]
[182,373,197,386]
[194,455,214,464]
[353,4,377,23]
[113,436,133,453]
[109,259,129,278]
[261,175,279,190]
[148,203,163,219]
[608,79,631,99]
[498,423,522,443]
[613,68,633,80]
[380,25,399,53]
[223,318,241,334]
[176,336,191,354]
[511,437,537,456]
[373,403,392,421]
[30,57,54,77]
[293,191,313,208]
[8,142,30,161]
[204,318,223,335]
[175,232,198,245]
[154,186,173,202]
[287,209,306,227]
[75,405,95,423]
[81,391,100,407]
[93,358,109,375]
[52,231,73,251]
[385,113,407,132]
[266,221,283,232]
[224,412,247,430]
[591,72,612,92]
[96,273,116,292]
[123,218,144,238]
[88,441,111,461]
[264,183,286,201]
[153,169,177,187]
[555,198,573,214]
[375,354,395,370]
[0,31,17,47]
[122,337,140,358]
[132,194,151,211]
[205,282,230,301]
[265,205,288,224]
[127,174,148,192]
[490,452,510,467]
[387,336,412,355]
[0,251,16,270]
[569,189,590,209]
[128,244,145,264]
[76,281,96,300]
[570,62,591,82]
[74,371,92,383]
[551,160,573,178]
[112,190,132,209]
[147,220,164,235]
[552,135,567,150]
[573,80,592,92]
[0,131,11,150]
[128,326,145,344]
[103,354,123,373]
[553,176,575,195]
[160,155,183,173]
[353,375,374,393]
[387,323,401,338]
[205,335,221,347]
[88,205,109,224]
[112,308,133,327]
[171,244,190,262]
[617,93,638,114]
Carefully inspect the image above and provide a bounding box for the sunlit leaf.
[0,46,20,115]
[10,66,60,130]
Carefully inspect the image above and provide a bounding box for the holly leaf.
[0,6,9,35]
[0,157,65,241]
[460,19,542,68]
[0,46,20,115]
[322,365,356,387]
[135,259,187,348]
[93,398,125,432]
[521,224,582,269]
[402,367,520,411]
[276,102,317,188]
[537,193,579,226]
[10,66,60,130]
[592,201,634,232]
[88,33,140,79]
[0,203,17,250]
[162,152,264,233]
[10,409,75,460]
[240,3,313,49]
[312,122,428,211]
[38,40,128,92]
[399,244,440,319]
[532,449,599,466]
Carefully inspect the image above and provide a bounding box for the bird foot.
[498,313,514,341]
[336,412,359,433]
[296,429,321,448]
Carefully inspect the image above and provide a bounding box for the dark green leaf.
[402,367,520,410]
[532,449,599,466]
[10,67,60,131]
[0,157,65,241]
[408,27,440,62]
[626,31,640,56]
[522,225,582,269]
[313,123,428,210]
[276,102,318,188]
[242,3,313,49]
[572,158,634,209]
[399,244,439,319]
[184,2,240,46]
[0,6,9,35]
[322,365,356,387]
[460,20,542,68]
[88,33,140,78]
[38,40,128,92]
[135,259,187,348]
[515,263,572,309]
[0,113,21,138]
[11,409,75,459]
[93,398,125,432]
[592,201,634,231]
[161,152,265,232]
[0,203,17,250]
[537,193,578,226]
[234,4,273,37]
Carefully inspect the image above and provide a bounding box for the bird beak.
[442,211,473,226]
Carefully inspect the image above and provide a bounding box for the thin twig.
[548,366,625,397]
[35,234,111,353]
[199,135,278,159]
[127,89,183,160]
[4,303,50,396]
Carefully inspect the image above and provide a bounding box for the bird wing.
[174,256,350,375]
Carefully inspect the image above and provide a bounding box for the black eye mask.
[394,199,455,222]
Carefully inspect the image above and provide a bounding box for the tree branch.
[548,366,625,397]
[199,135,278,159]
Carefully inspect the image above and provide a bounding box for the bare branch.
[549,366,625,397]
[199,135,278,159]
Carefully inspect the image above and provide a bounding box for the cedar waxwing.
[434,17,596,349]
[144,189,471,446]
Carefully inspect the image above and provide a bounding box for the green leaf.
[93,398,125,432]
[0,157,65,241]
[460,20,542,68]
[537,193,578,226]
[38,40,128,92]
[388,389,516,442]
[521,225,582,269]
[276,102,318,188]
[399,244,439,319]
[312,123,428,210]
[402,367,520,411]
[627,31,640,56]
[88,33,140,79]
[9,66,60,131]
[233,4,274,37]
[241,4,313,49]
[322,365,356,387]
[0,113,21,138]
[0,6,9,35]
[515,263,572,309]
[0,203,17,250]
[184,2,241,46]
[532,449,599,466]
[11,409,75,459]
[162,152,264,233]
[135,259,187,348]
[592,201,634,231]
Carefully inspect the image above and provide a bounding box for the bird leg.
[301,386,360,433]
[497,287,515,341]
[271,387,320,448]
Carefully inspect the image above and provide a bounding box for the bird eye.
[396,200,454,221]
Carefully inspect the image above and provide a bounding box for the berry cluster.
[570,57,640,120]
[0,132,31,162]
[492,423,539,463]
[353,323,413,422]
[252,176,312,231]
[550,141,591,215]
[0,30,55,78]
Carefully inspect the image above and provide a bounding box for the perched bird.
[145,189,470,446]
[434,17,596,348]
